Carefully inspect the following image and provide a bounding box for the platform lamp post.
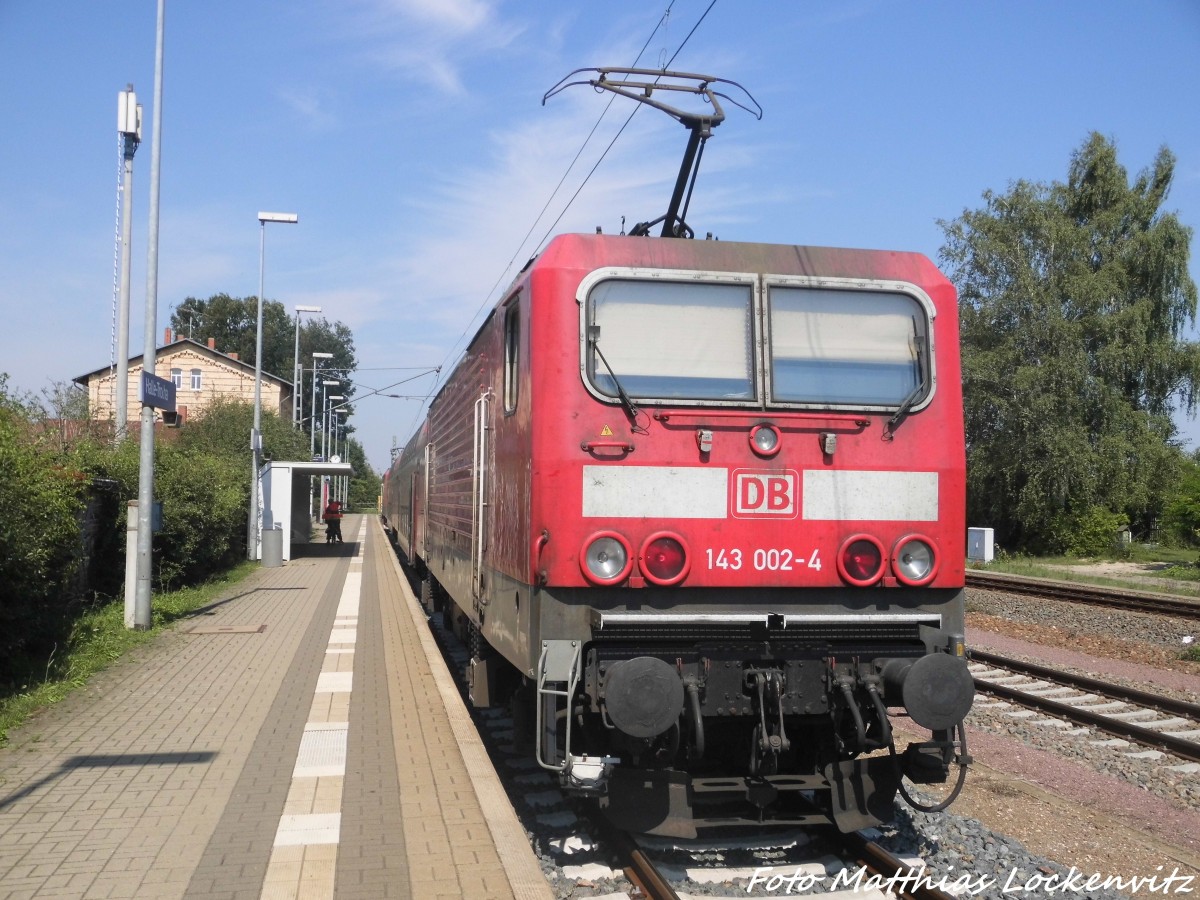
[247,210,298,561]
[318,385,340,458]
[310,363,335,457]
[292,305,322,426]
[315,380,339,516]
[323,395,344,464]
[307,364,335,521]
[333,412,347,504]
[322,393,343,513]
[329,412,342,503]
[328,396,354,505]
[130,0,165,630]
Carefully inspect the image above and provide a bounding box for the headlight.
[749,423,781,457]
[581,532,632,585]
[892,536,938,586]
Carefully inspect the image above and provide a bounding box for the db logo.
[732,470,798,518]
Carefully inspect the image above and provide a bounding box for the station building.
[74,328,292,429]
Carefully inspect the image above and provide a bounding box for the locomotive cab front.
[524,238,973,833]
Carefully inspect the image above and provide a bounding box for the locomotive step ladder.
[535,639,617,791]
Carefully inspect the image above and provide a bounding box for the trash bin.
[261,525,284,567]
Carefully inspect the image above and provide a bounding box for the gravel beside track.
[971,629,1200,697]
[966,587,1200,684]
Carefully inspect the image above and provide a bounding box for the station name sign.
[139,371,176,412]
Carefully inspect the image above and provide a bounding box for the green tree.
[298,319,357,433]
[0,380,87,682]
[0,376,345,689]
[1162,455,1200,547]
[341,436,381,510]
[177,397,311,465]
[170,295,358,431]
[940,133,1200,551]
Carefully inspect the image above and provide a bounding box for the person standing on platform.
[323,499,343,543]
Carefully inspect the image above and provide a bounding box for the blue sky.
[2,1,1199,472]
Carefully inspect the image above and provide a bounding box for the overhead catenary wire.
[409,1,717,443]
[424,4,676,393]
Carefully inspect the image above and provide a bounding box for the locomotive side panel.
[381,420,429,561]
[398,290,536,671]
[475,291,535,666]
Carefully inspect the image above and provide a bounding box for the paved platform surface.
[0,515,553,900]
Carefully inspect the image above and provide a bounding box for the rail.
[840,831,958,900]
[970,650,1200,762]
[965,570,1200,620]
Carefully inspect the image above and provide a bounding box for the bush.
[1047,506,1129,557]
[0,386,326,690]
[153,446,246,588]
[177,397,311,463]
[0,402,88,688]
[1161,459,1200,548]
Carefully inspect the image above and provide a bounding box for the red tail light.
[640,533,689,585]
[838,535,884,586]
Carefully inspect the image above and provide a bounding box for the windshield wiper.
[588,325,645,431]
[884,329,926,440]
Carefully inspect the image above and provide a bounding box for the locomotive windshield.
[767,287,926,407]
[587,279,755,401]
[582,274,930,410]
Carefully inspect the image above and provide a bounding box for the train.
[381,69,973,835]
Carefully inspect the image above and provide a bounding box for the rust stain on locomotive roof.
[534,233,942,283]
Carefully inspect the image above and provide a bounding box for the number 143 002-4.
[705,547,822,572]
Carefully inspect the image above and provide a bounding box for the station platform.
[0,516,554,900]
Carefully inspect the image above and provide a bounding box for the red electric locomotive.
[382,70,973,834]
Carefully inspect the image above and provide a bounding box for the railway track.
[965,569,1200,619]
[969,649,1200,762]
[606,825,959,900]
[839,832,958,900]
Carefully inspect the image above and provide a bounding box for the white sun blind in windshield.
[589,279,754,401]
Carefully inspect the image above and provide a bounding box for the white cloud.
[364,85,767,382]
[384,0,492,33]
[335,0,523,94]
[278,87,338,131]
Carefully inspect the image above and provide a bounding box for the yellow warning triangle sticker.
[600,424,614,436]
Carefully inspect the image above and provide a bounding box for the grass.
[0,562,258,748]
[970,550,1200,597]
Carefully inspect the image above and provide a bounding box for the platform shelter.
[258,460,353,560]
